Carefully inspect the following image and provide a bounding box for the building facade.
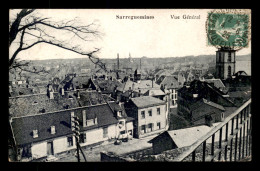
[124,96,168,138]
[9,90,134,161]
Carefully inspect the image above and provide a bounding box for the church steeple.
[216,47,236,80]
[129,52,133,63]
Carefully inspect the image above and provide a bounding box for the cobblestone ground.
[54,135,157,162]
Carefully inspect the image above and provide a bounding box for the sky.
[9,9,251,60]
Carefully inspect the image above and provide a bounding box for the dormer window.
[86,117,97,127]
[117,111,122,117]
[51,126,56,134]
[33,130,38,138]
[193,94,198,98]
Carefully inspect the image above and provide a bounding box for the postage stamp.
[206,9,251,50]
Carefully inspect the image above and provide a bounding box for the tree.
[9,9,107,74]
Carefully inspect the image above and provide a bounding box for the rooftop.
[150,123,220,148]
[203,79,226,89]
[130,96,166,108]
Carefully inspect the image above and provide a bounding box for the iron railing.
[173,98,252,162]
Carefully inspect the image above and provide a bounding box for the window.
[157,108,160,115]
[79,133,86,143]
[22,144,32,158]
[147,123,153,132]
[86,117,97,127]
[119,121,125,126]
[148,110,152,117]
[228,66,232,78]
[120,130,126,135]
[117,111,122,117]
[140,125,146,134]
[67,136,73,147]
[228,52,232,62]
[33,130,38,138]
[157,122,161,129]
[141,111,145,119]
[50,126,55,134]
[219,53,222,62]
[103,127,108,138]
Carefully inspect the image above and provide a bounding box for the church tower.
[216,47,236,80]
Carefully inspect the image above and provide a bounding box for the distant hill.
[236,54,251,61]
[24,53,251,72]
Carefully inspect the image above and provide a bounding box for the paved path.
[56,134,158,162]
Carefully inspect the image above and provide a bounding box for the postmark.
[206,9,251,51]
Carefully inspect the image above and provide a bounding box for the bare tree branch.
[9,9,106,74]
[9,9,35,46]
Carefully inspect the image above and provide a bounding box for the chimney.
[118,101,123,108]
[82,110,86,127]
[117,53,119,70]
[140,58,141,70]
[49,91,54,99]
[61,88,64,96]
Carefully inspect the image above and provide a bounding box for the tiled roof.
[202,99,225,111]
[150,123,220,148]
[143,88,165,96]
[130,96,166,108]
[9,87,34,97]
[159,76,180,89]
[9,92,80,117]
[167,124,220,148]
[189,98,225,111]
[9,90,114,117]
[93,79,123,94]
[77,103,119,131]
[134,80,160,89]
[11,102,125,146]
[11,111,73,146]
[204,79,225,89]
[77,91,106,106]
[71,76,90,88]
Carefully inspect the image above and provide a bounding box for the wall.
[30,124,118,159]
[31,141,47,159]
[152,136,176,154]
[79,124,117,147]
[137,104,167,138]
[53,136,76,154]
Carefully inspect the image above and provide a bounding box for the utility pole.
[72,116,81,162]
[72,116,87,162]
